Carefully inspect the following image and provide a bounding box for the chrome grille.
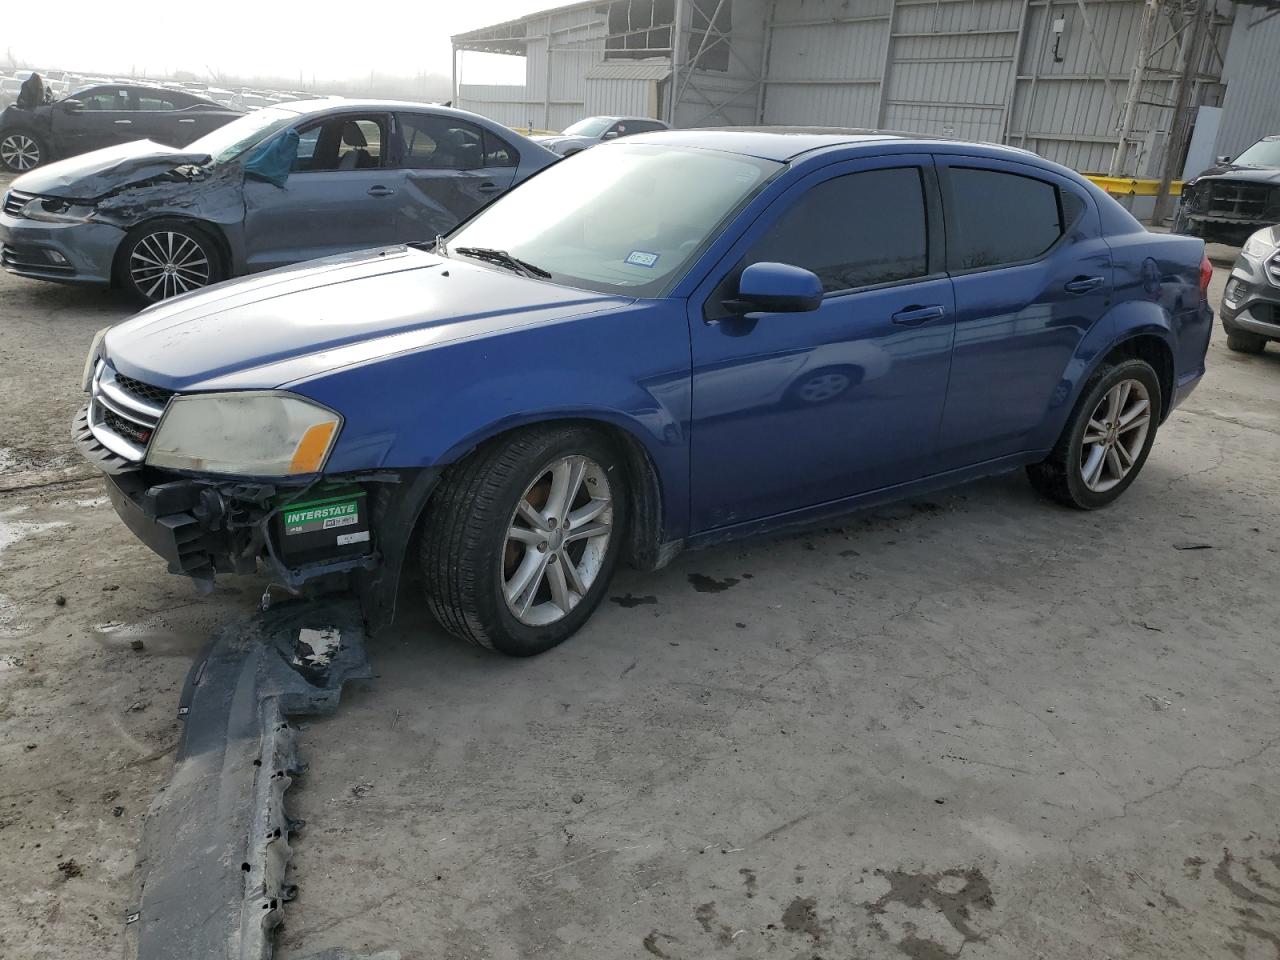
[2,189,32,217]
[87,362,170,462]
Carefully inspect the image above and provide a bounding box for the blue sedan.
[74,130,1213,655]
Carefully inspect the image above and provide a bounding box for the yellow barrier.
[1084,174,1182,197]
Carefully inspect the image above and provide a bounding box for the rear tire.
[118,219,225,304]
[1027,359,1161,510]
[419,426,629,656]
[1226,329,1267,354]
[0,129,46,172]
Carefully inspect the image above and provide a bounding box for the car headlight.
[21,197,95,224]
[1242,231,1276,261]
[146,392,342,476]
[82,326,110,392]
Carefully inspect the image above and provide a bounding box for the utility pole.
[1152,0,1211,224]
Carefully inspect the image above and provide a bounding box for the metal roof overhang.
[451,0,606,54]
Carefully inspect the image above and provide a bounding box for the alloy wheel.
[502,455,614,626]
[0,134,40,171]
[129,231,212,301]
[1079,378,1152,493]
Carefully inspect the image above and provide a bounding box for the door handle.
[891,304,946,326]
[367,185,395,197]
[1064,275,1104,294]
[177,118,195,124]
[476,181,500,193]
[113,119,132,125]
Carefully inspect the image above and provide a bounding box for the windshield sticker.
[625,250,660,268]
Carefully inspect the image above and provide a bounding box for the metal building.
[452,0,1245,176]
[1212,3,1280,161]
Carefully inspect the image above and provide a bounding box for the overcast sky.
[5,1,550,87]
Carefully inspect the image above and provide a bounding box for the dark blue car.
[74,130,1213,655]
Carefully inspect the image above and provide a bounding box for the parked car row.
[64,129,1213,655]
[1,99,557,300]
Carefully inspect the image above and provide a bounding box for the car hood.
[103,246,632,392]
[1188,163,1280,186]
[12,140,211,200]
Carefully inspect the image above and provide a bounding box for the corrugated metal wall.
[760,0,890,126]
[456,85,538,130]
[1213,6,1280,161]
[750,0,1230,174]
[457,0,1239,175]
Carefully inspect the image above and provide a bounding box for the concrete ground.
[1,166,1279,960]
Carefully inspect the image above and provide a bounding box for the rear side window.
[946,167,1076,269]
[744,167,929,292]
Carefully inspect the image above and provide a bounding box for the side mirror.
[727,262,824,315]
[59,98,84,112]
[601,130,619,140]
[1216,155,1232,164]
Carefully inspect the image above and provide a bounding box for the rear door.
[392,112,520,241]
[127,88,187,145]
[932,156,1112,468]
[242,112,401,271]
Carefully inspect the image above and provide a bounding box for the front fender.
[292,301,693,542]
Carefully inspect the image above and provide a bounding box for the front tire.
[118,220,225,303]
[0,129,46,172]
[1226,329,1267,354]
[1027,359,1161,509]
[420,426,629,656]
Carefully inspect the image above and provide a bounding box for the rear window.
[946,167,1075,270]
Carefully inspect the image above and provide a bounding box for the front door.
[393,112,520,241]
[688,157,956,532]
[242,113,403,271]
[931,157,1114,467]
[54,86,137,153]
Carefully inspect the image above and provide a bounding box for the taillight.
[1200,254,1212,296]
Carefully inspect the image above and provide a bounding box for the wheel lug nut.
[548,553,557,563]
[537,542,547,553]
[548,518,557,529]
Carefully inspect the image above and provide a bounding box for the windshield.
[447,143,782,297]
[186,107,301,163]
[562,117,614,138]
[1232,138,1280,169]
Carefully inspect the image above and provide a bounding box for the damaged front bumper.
[0,209,123,284]
[75,404,439,631]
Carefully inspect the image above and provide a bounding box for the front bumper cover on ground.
[125,598,383,960]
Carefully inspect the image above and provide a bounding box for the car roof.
[623,127,1041,163]
[271,98,509,126]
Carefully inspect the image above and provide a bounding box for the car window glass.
[743,167,929,293]
[397,114,485,170]
[293,116,384,172]
[79,88,130,111]
[136,94,179,111]
[482,131,517,167]
[947,167,1064,269]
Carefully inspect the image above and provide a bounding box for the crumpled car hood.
[103,246,632,391]
[1188,164,1280,186]
[12,140,211,200]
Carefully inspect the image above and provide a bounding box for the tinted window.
[483,130,517,167]
[397,114,487,170]
[135,93,179,111]
[947,168,1065,269]
[744,168,929,293]
[78,87,130,110]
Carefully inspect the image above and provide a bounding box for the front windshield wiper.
[454,246,551,280]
